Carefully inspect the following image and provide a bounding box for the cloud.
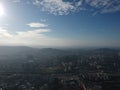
[0,27,13,38]
[0,27,50,39]
[86,0,120,13]
[0,26,119,48]
[0,27,82,47]
[32,0,75,15]
[0,27,52,46]
[27,22,48,28]
[32,0,120,15]
[101,2,120,13]
[16,29,50,38]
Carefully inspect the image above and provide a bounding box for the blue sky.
[0,0,120,48]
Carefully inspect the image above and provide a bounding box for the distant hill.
[0,46,67,63]
[95,48,119,52]
[0,46,119,56]
[0,46,37,55]
[0,46,119,72]
[0,46,119,62]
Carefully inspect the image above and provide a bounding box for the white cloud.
[0,27,119,48]
[6,0,120,15]
[86,0,110,8]
[86,0,120,13]
[16,29,50,38]
[0,26,87,47]
[0,27,13,38]
[27,22,48,28]
[76,0,83,7]
[101,3,120,13]
[32,0,120,15]
[32,0,75,15]
[0,27,51,46]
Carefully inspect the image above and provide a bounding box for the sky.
[0,0,120,48]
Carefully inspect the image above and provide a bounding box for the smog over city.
[0,0,120,90]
